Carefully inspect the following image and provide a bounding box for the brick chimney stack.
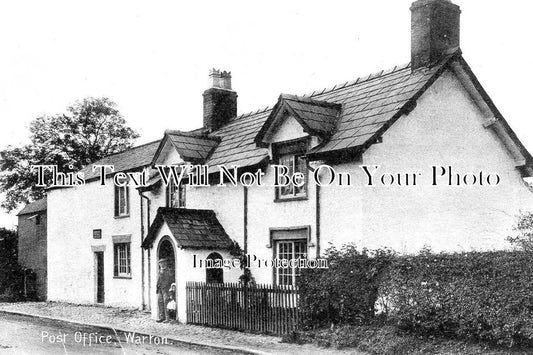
[203,69,237,132]
[411,0,461,70]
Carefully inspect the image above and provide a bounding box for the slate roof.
[255,94,341,146]
[80,140,161,181]
[155,130,219,163]
[204,52,455,168]
[205,108,271,171]
[142,207,233,249]
[17,197,47,216]
[73,50,532,181]
[307,62,442,156]
[282,95,340,137]
[80,53,452,177]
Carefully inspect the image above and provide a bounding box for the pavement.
[0,302,360,355]
[0,312,234,354]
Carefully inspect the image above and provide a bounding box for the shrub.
[0,228,24,301]
[299,244,394,328]
[507,211,533,252]
[386,249,533,347]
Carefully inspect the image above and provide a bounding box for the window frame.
[113,242,131,279]
[166,179,186,208]
[114,183,130,218]
[269,226,310,286]
[273,138,309,202]
[274,239,308,286]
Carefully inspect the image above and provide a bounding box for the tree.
[507,211,533,252]
[0,97,139,211]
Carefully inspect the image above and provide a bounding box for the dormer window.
[274,139,308,201]
[167,180,186,208]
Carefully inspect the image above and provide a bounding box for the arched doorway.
[157,237,176,320]
[158,239,175,273]
[206,252,223,284]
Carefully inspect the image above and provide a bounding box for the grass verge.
[282,325,533,354]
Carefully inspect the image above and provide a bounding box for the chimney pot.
[209,68,222,89]
[411,0,461,70]
[220,71,232,90]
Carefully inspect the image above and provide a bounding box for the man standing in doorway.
[156,258,173,322]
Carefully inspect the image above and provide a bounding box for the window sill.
[274,196,308,203]
[114,276,132,279]
[114,214,130,219]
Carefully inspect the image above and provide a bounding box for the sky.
[0,0,532,228]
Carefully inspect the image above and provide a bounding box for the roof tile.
[143,207,233,249]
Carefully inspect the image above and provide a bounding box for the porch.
[141,207,242,322]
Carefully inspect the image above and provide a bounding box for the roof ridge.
[98,139,161,159]
[164,129,218,140]
[308,62,411,99]
[279,93,342,108]
[159,206,217,214]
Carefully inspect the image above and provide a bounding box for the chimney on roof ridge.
[411,0,461,70]
[203,69,237,131]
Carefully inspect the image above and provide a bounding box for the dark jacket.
[157,268,173,294]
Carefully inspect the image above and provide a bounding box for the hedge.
[298,245,533,347]
[299,245,394,328]
[385,249,533,347]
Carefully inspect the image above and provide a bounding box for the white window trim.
[274,239,308,286]
[113,235,131,278]
[116,243,130,277]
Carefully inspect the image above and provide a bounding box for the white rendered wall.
[319,70,533,253]
[47,177,143,308]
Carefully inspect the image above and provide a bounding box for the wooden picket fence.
[186,281,301,335]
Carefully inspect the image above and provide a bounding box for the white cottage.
[47,0,533,322]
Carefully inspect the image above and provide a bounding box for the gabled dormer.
[253,95,341,201]
[254,94,341,149]
[149,130,220,208]
[151,130,220,166]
